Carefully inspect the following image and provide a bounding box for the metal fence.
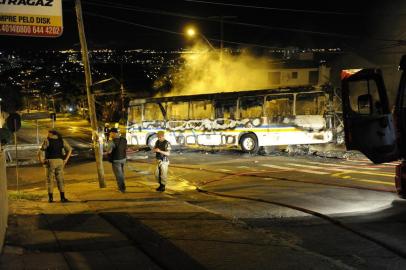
[3,144,41,167]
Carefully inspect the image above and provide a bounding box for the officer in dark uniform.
[153,131,171,192]
[106,128,127,192]
[38,130,72,203]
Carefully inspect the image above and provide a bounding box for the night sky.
[2,0,404,51]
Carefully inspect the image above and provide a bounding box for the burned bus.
[126,88,333,153]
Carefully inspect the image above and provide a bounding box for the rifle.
[136,146,151,152]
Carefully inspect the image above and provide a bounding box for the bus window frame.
[189,99,214,120]
[264,93,294,118]
[295,91,327,116]
[214,98,238,119]
[237,95,265,120]
[143,102,166,122]
[128,104,144,124]
[163,100,190,121]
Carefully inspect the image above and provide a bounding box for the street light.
[186,28,196,38]
[185,26,216,51]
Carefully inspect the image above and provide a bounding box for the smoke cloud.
[154,42,273,96]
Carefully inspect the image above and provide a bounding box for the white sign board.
[0,0,63,37]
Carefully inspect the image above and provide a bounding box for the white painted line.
[345,159,399,167]
[261,164,329,175]
[218,169,232,172]
[287,163,344,172]
[287,163,395,178]
[305,161,379,170]
[345,159,370,164]
[382,162,401,166]
[349,178,394,186]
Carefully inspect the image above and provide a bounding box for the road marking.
[345,159,400,167]
[382,162,401,166]
[286,163,395,178]
[287,163,352,172]
[261,164,329,175]
[218,169,232,172]
[345,159,370,164]
[331,169,394,178]
[304,161,379,170]
[347,178,394,186]
[280,163,395,186]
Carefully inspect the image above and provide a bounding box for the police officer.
[38,130,72,203]
[153,131,171,192]
[106,128,127,192]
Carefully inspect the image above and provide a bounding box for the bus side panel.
[259,129,333,146]
[126,125,148,146]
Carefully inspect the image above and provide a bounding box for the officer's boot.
[156,184,165,192]
[60,192,68,203]
[48,193,53,203]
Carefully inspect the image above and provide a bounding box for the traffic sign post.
[14,119,19,194]
[0,0,63,37]
[6,113,21,133]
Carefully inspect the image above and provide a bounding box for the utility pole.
[75,0,106,188]
[220,17,224,62]
[208,15,237,63]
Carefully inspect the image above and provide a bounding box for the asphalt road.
[9,116,406,269]
[137,152,405,269]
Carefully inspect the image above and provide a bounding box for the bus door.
[341,69,399,163]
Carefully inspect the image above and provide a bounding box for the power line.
[184,0,360,16]
[85,1,219,22]
[85,11,181,36]
[84,1,400,42]
[84,12,284,50]
[83,2,353,38]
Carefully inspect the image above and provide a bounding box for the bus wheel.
[240,134,259,153]
[147,134,158,149]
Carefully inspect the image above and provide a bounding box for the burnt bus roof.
[129,86,325,106]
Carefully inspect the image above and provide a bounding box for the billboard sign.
[0,0,63,37]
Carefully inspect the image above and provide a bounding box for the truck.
[341,55,406,198]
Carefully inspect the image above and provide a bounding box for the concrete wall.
[267,67,328,88]
[0,150,8,254]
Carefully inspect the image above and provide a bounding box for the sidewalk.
[1,163,351,270]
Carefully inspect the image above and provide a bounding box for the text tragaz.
[0,0,54,7]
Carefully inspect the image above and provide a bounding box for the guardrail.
[3,144,41,167]
[0,150,8,254]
